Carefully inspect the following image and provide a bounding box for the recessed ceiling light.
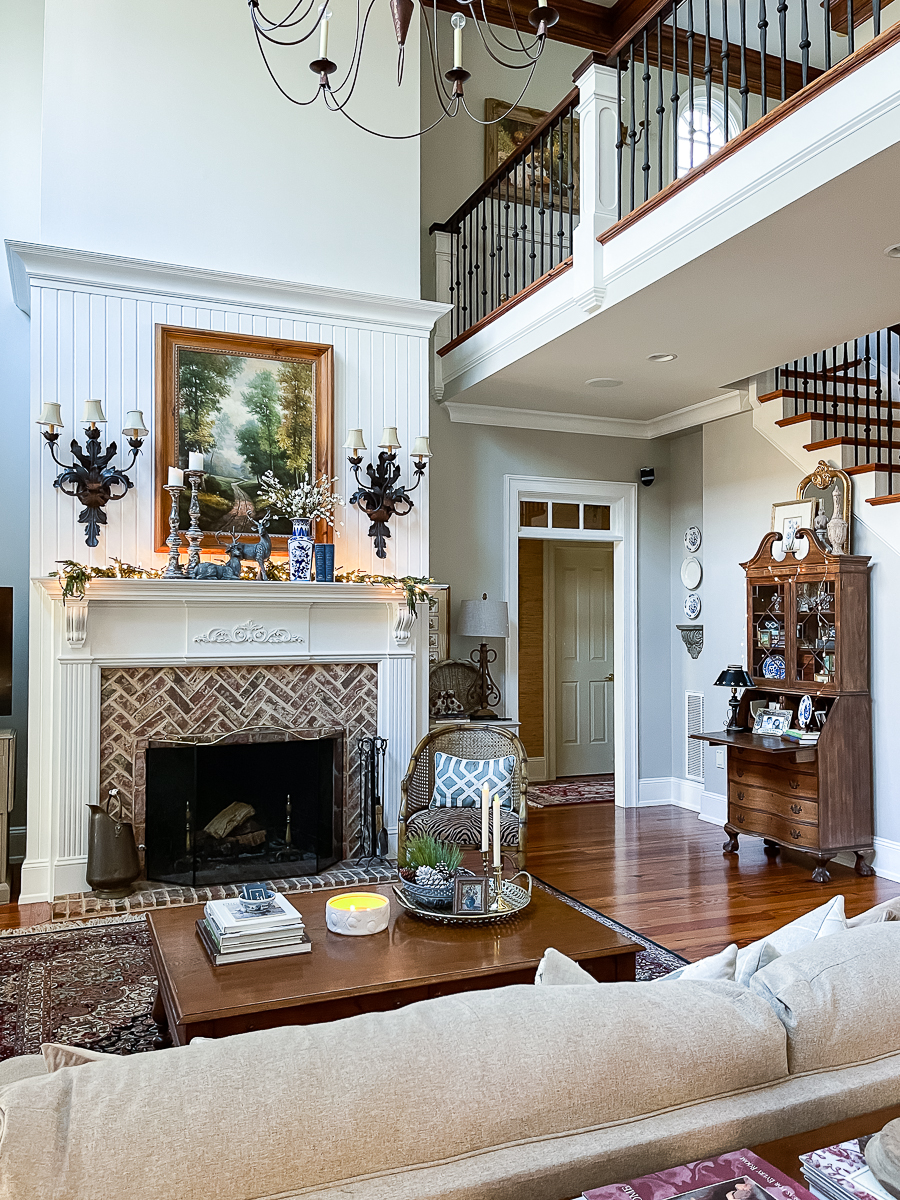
[884,244,900,258]
[585,377,624,388]
[647,353,678,362]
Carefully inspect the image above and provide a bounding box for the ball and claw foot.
[763,839,781,858]
[811,855,834,883]
[855,851,876,877]
[722,824,740,854]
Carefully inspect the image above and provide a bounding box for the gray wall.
[428,404,675,780]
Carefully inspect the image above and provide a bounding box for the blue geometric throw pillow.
[430,752,516,810]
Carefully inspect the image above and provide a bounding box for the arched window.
[677,96,735,177]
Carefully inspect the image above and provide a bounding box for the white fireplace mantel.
[23,579,430,903]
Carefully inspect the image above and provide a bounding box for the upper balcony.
[430,0,900,437]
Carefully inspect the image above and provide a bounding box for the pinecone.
[415,865,446,888]
[399,867,416,882]
[435,861,452,881]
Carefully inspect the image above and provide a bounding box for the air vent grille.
[686,691,704,781]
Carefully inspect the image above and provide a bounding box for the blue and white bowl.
[238,884,277,914]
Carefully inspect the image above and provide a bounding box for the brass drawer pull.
[790,828,802,840]
[736,767,744,777]
[790,780,800,790]
[791,803,802,815]
[737,791,744,801]
[736,813,745,824]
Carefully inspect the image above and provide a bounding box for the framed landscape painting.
[154,326,334,552]
[484,98,580,210]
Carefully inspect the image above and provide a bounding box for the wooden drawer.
[728,761,818,799]
[728,783,818,823]
[728,802,820,849]
[730,745,817,774]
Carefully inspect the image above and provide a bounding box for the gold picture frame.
[483,98,580,210]
[797,460,852,551]
[154,326,334,554]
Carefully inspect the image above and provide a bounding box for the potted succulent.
[257,472,343,581]
[399,835,464,909]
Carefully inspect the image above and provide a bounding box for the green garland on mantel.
[51,559,436,614]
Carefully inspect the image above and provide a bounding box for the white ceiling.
[449,141,900,424]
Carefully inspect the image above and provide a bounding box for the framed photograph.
[425,584,450,664]
[771,499,816,553]
[453,875,489,915]
[753,708,793,736]
[154,326,334,552]
[484,98,580,210]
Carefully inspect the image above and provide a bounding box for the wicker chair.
[398,724,528,870]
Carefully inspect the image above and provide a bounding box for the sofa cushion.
[734,895,846,986]
[749,922,900,1074]
[659,943,738,982]
[534,947,598,985]
[41,1043,110,1072]
[847,897,900,927]
[0,981,788,1200]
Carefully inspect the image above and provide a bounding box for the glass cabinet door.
[751,582,787,681]
[794,578,836,685]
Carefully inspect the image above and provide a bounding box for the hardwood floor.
[527,804,900,960]
[3,806,898,955]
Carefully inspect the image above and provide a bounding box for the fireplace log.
[203,802,255,840]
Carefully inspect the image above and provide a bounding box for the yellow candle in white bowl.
[325,892,390,936]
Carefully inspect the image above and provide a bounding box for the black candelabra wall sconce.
[344,426,431,559]
[37,400,148,547]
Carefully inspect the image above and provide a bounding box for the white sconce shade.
[122,409,149,438]
[36,402,64,428]
[378,427,401,450]
[82,399,107,425]
[458,594,510,639]
[411,436,432,459]
[343,428,367,452]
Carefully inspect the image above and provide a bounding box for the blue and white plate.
[798,694,813,727]
[761,655,786,680]
[684,593,701,620]
[684,526,702,554]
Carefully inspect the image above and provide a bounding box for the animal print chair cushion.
[406,806,521,848]
[430,752,515,809]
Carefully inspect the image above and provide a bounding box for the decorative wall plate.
[761,654,786,680]
[798,694,813,727]
[684,526,702,553]
[681,557,702,589]
[684,593,701,619]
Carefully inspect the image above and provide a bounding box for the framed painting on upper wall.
[484,98,580,210]
[154,326,334,553]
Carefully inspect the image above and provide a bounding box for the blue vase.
[288,518,314,581]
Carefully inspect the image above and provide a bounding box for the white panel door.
[554,544,614,776]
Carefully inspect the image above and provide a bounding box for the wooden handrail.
[429,87,580,234]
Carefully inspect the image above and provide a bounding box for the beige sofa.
[2,922,900,1200]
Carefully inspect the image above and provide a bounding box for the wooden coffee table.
[751,1105,900,1184]
[147,882,639,1046]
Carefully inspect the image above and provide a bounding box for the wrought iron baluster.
[642,30,651,203]
[527,141,536,287]
[874,0,881,37]
[777,0,788,102]
[556,113,566,261]
[616,53,624,219]
[656,15,665,194]
[799,0,810,87]
[847,0,854,53]
[739,0,749,128]
[759,0,768,115]
[503,170,511,308]
[889,330,895,478]
[823,0,832,70]
[512,161,520,297]
[460,213,469,333]
[629,44,638,211]
[449,225,457,340]
[671,7,681,180]
[481,199,489,322]
[721,0,730,135]
[687,0,696,170]
[704,0,712,159]
[545,128,555,273]
[539,130,546,278]
[567,108,574,258]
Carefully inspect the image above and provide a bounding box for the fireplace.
[144,730,343,887]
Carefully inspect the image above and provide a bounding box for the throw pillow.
[41,1043,110,1071]
[534,947,599,986]
[430,752,515,809]
[848,897,900,927]
[657,942,739,982]
[733,894,846,987]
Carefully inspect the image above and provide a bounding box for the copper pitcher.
[85,804,141,898]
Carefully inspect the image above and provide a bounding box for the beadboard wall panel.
[26,260,437,580]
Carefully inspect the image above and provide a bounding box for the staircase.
[756,332,900,507]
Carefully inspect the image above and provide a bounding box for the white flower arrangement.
[258,472,343,528]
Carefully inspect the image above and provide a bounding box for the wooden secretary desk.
[694,530,873,883]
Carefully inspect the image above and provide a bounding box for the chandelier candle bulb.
[167,467,184,488]
[187,452,204,472]
[325,892,390,936]
[318,7,331,60]
[451,13,465,67]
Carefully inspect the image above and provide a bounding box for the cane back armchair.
[398,723,528,870]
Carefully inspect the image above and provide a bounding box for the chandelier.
[248,0,559,139]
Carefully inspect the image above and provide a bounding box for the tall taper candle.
[319,6,330,58]
[481,783,490,852]
[492,794,501,868]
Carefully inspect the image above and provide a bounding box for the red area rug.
[528,779,615,807]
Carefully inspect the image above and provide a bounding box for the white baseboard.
[528,757,548,782]
[698,790,727,827]
[872,836,900,882]
[638,777,702,811]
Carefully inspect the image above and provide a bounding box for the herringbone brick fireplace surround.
[99,662,378,863]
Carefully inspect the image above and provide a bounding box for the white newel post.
[431,229,453,402]
[572,58,621,315]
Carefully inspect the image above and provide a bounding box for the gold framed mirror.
[797,460,852,554]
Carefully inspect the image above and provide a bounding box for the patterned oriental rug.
[528,779,616,807]
[0,884,686,1060]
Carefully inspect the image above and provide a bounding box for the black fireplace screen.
[144,735,342,887]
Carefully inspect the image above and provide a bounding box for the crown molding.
[6,241,450,335]
[444,389,745,440]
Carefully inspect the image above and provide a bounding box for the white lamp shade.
[378,426,401,450]
[411,436,432,458]
[458,597,509,638]
[82,399,107,425]
[36,402,64,428]
[343,428,367,451]
[122,409,149,438]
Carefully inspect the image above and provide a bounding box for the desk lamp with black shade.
[715,664,756,730]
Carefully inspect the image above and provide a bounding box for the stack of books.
[583,1148,817,1200]
[801,1138,894,1200]
[197,892,311,965]
[782,728,820,744]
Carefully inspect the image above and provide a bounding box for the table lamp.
[715,664,755,729]
[458,593,509,719]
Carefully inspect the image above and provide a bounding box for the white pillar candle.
[167,467,184,487]
[188,452,203,472]
[319,6,330,58]
[492,794,501,868]
[481,782,490,852]
[452,14,464,68]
